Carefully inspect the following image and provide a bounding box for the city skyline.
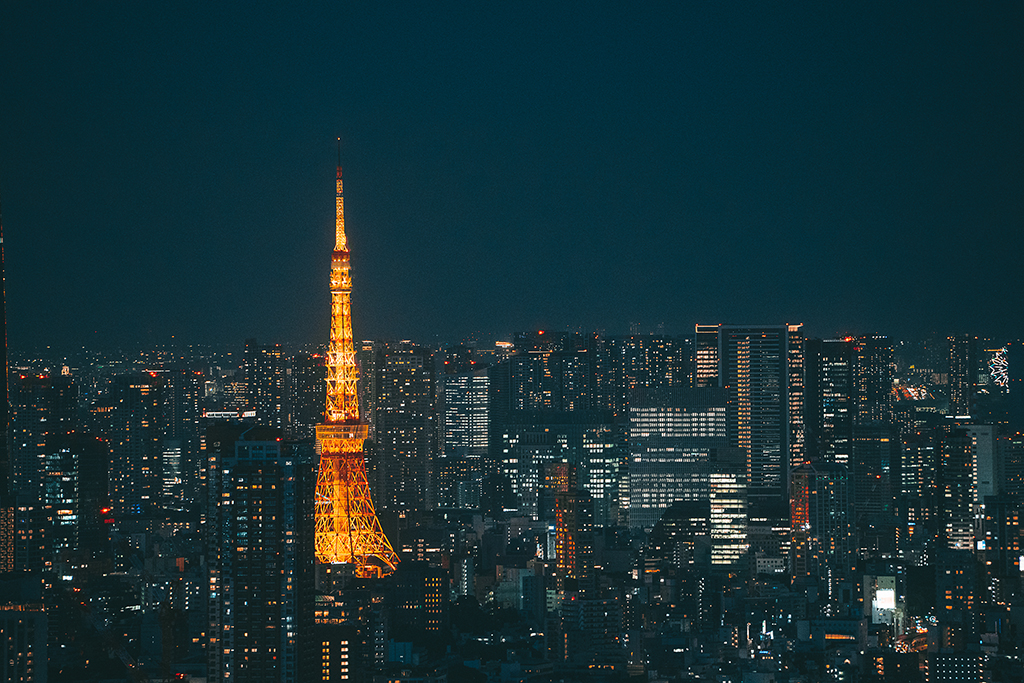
[2,4,1022,350]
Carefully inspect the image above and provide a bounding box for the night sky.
[2,3,1022,351]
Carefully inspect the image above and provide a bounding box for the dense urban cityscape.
[3,6,1021,683]
[2,159,1024,681]
[3,317,1023,682]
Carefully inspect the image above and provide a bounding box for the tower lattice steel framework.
[314,144,398,576]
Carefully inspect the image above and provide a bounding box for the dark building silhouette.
[804,338,854,465]
[109,372,163,516]
[791,461,854,607]
[244,339,287,429]
[716,324,804,520]
[206,423,316,683]
[947,334,978,417]
[287,349,326,440]
[364,342,436,511]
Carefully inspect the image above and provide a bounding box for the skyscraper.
[370,342,436,511]
[206,424,316,683]
[853,334,895,426]
[627,387,730,529]
[790,462,854,604]
[717,324,804,518]
[804,338,854,465]
[109,372,163,516]
[694,324,720,388]
[245,339,287,429]
[948,334,978,417]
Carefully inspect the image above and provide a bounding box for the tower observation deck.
[314,144,398,576]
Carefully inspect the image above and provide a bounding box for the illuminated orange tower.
[314,143,398,576]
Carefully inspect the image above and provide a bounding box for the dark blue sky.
[2,3,1022,350]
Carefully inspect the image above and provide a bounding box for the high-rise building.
[851,423,898,549]
[708,462,748,569]
[553,480,595,596]
[441,368,489,459]
[288,350,326,440]
[9,373,77,497]
[627,387,730,530]
[804,338,854,465]
[853,334,895,426]
[370,342,436,511]
[245,339,287,429]
[901,430,938,543]
[694,324,720,388]
[109,372,163,516]
[390,561,449,639]
[314,589,384,683]
[790,462,854,604]
[500,411,615,519]
[948,334,978,417]
[935,423,978,550]
[0,200,8,503]
[158,365,205,506]
[0,601,47,683]
[716,324,804,518]
[206,423,316,683]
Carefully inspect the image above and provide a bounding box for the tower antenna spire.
[314,143,398,576]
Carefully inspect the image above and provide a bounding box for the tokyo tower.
[314,143,399,576]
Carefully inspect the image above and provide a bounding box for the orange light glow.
[314,154,398,576]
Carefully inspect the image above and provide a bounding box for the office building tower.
[853,335,895,426]
[434,456,486,509]
[0,602,47,683]
[509,333,592,413]
[42,432,108,553]
[627,387,730,529]
[288,350,326,439]
[313,151,397,573]
[694,324,720,388]
[1001,433,1024,497]
[441,367,489,459]
[500,411,615,519]
[790,462,854,603]
[52,433,107,553]
[717,324,804,518]
[900,431,938,542]
[245,339,287,429]
[933,548,976,648]
[370,342,436,511]
[553,478,595,596]
[437,363,490,508]
[948,334,978,417]
[314,589,383,683]
[804,338,854,465]
[979,495,1023,603]
[935,424,977,550]
[9,373,77,497]
[159,365,205,505]
[355,342,379,441]
[851,424,898,547]
[109,372,163,516]
[390,561,449,640]
[966,423,997,501]
[206,424,316,683]
[709,462,748,568]
[615,334,692,404]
